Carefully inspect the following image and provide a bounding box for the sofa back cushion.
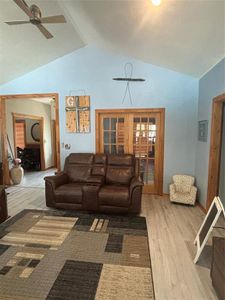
[65,153,94,183]
[106,154,135,185]
[92,154,107,176]
[66,153,94,165]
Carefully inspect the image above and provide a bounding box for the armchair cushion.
[173,175,194,193]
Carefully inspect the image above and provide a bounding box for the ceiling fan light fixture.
[5,0,66,39]
[151,0,161,6]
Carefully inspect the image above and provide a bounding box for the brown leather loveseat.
[45,153,143,214]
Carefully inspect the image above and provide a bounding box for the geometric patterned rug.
[0,209,154,299]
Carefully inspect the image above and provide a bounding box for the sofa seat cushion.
[98,185,130,207]
[54,183,83,204]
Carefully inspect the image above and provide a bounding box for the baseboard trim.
[45,166,55,170]
[197,202,207,214]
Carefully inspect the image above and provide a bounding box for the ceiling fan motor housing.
[30,4,42,25]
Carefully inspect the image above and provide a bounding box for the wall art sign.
[198,120,208,142]
[65,96,90,133]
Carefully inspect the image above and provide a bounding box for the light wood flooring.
[5,182,225,300]
[17,168,56,188]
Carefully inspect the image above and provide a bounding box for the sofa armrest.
[86,176,105,185]
[129,177,143,214]
[44,173,68,189]
[130,177,143,192]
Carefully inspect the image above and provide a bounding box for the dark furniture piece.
[0,186,8,223]
[45,153,143,214]
[211,237,225,300]
[0,163,3,185]
[17,146,41,170]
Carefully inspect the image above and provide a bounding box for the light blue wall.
[195,58,225,206]
[0,46,198,193]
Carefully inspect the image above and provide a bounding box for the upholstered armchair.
[169,175,197,205]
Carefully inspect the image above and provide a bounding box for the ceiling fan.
[5,0,66,39]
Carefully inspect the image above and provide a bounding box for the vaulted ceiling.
[0,0,224,85]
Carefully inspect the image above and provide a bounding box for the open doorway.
[207,93,225,210]
[0,93,60,187]
[12,113,45,171]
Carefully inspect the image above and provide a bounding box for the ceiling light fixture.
[151,0,161,6]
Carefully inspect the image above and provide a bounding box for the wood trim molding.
[158,108,165,195]
[95,108,165,195]
[12,112,45,171]
[0,98,10,184]
[12,112,43,120]
[0,93,59,99]
[206,93,225,210]
[39,117,45,171]
[95,108,165,114]
[0,93,61,185]
[12,117,26,159]
[214,92,225,102]
[197,202,207,214]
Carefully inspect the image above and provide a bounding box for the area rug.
[0,209,154,300]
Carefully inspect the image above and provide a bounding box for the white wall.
[0,46,199,192]
[6,99,54,169]
[25,118,40,144]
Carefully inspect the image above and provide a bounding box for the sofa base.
[46,201,139,215]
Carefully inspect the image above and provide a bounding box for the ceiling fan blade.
[36,24,53,39]
[5,20,30,25]
[40,15,66,24]
[13,0,33,18]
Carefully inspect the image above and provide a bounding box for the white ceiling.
[0,0,85,84]
[0,0,224,85]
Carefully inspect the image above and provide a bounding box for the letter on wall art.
[65,96,90,133]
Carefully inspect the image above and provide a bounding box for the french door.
[95,109,165,194]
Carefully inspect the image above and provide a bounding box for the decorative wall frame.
[198,120,208,142]
[65,96,90,133]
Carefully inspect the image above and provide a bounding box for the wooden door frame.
[51,120,57,168]
[95,108,165,195]
[12,113,45,171]
[207,93,225,210]
[13,119,26,155]
[0,93,61,185]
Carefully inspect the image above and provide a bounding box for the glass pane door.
[100,114,128,154]
[133,114,158,193]
[96,109,164,195]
